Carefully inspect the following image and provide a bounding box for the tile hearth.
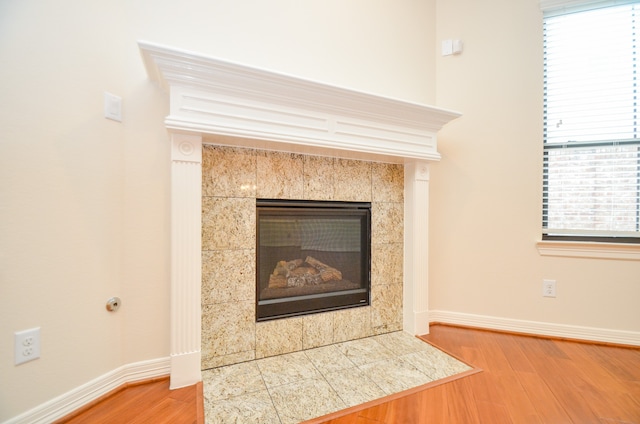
[202,331,473,424]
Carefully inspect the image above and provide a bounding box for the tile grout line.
[302,346,353,413]
[255,358,284,424]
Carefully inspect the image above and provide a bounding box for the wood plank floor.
[325,325,640,424]
[57,324,640,423]
[56,379,202,424]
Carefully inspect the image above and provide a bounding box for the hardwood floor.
[324,325,640,424]
[55,379,202,424]
[57,325,640,423]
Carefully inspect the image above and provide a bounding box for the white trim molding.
[430,310,640,346]
[4,357,171,424]
[536,240,640,261]
[139,40,460,164]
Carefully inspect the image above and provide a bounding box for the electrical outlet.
[543,279,557,298]
[15,327,41,365]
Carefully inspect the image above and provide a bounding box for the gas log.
[268,256,343,288]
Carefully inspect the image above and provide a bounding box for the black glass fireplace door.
[256,199,371,321]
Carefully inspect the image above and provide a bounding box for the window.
[543,1,640,243]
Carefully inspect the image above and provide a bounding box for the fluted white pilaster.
[169,133,203,389]
[404,161,431,336]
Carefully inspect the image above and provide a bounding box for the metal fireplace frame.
[256,199,371,321]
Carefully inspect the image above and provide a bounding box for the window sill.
[536,240,640,261]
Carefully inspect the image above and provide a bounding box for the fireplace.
[138,41,461,388]
[256,199,371,321]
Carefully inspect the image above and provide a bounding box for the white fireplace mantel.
[138,41,461,389]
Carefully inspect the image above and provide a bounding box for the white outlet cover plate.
[543,279,556,298]
[15,327,41,365]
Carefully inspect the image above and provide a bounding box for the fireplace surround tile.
[302,310,335,349]
[371,242,403,286]
[371,282,403,329]
[256,150,304,199]
[255,317,303,358]
[333,159,372,202]
[202,197,255,250]
[202,146,256,198]
[372,321,403,335]
[201,249,255,304]
[302,155,335,200]
[201,145,404,370]
[372,162,404,203]
[372,202,404,244]
[332,307,373,343]
[202,301,255,357]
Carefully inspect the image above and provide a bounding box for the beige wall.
[0,0,435,420]
[431,0,640,331]
[2,0,638,420]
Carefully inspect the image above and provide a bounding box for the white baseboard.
[428,310,640,346]
[170,351,202,389]
[4,357,171,424]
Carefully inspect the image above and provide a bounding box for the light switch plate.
[104,92,122,122]
[442,40,453,56]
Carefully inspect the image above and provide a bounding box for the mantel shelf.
[139,41,461,163]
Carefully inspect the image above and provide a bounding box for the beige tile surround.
[201,145,404,370]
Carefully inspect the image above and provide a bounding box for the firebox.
[256,199,371,321]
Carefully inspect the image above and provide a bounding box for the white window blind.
[543,2,640,242]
